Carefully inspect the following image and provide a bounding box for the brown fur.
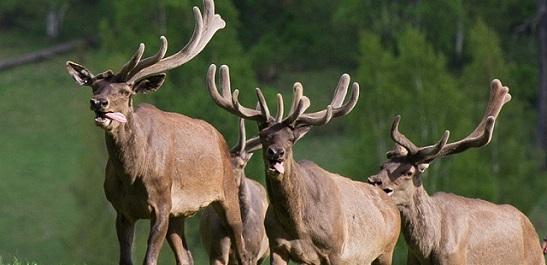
[260,127,400,265]
[66,75,249,265]
[369,162,545,265]
[200,130,269,265]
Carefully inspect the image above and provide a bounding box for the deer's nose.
[90,98,108,110]
[266,146,285,160]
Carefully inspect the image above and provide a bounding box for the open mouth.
[383,188,394,196]
[267,159,285,174]
[94,111,127,126]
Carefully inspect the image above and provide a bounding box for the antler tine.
[275,94,284,122]
[295,74,360,125]
[235,118,247,154]
[413,130,450,163]
[296,105,334,126]
[432,79,511,158]
[256,88,272,121]
[117,43,145,81]
[283,82,310,124]
[286,82,304,118]
[390,115,451,162]
[207,64,263,120]
[126,36,168,79]
[390,115,420,155]
[333,82,360,118]
[330,74,350,107]
[207,64,232,109]
[231,118,263,154]
[127,0,226,83]
[465,79,511,139]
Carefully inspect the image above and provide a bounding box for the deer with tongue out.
[207,64,401,265]
[65,1,252,265]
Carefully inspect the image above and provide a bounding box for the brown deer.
[368,80,546,265]
[200,119,270,265]
[207,64,401,265]
[64,1,252,265]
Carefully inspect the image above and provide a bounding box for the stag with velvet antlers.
[207,64,401,265]
[200,119,270,265]
[368,80,545,265]
[65,1,252,265]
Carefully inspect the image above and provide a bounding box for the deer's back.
[432,192,544,265]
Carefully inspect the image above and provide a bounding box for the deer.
[368,79,546,265]
[64,1,252,265]
[206,64,401,265]
[200,119,270,265]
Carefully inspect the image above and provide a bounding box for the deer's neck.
[266,153,308,236]
[238,175,252,220]
[104,110,147,183]
[400,187,441,259]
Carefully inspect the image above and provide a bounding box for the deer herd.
[65,0,545,264]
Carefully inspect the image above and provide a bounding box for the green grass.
[0,46,95,263]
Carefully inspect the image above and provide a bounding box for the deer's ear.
[294,125,311,143]
[133,74,166,94]
[66,61,94,86]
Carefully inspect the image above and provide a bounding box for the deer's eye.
[120,89,131,96]
[405,171,413,177]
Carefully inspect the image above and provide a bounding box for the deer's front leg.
[116,213,135,265]
[144,204,170,265]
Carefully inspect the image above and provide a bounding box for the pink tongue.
[104,112,127,123]
[273,162,285,174]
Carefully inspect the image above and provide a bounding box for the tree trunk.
[0,38,93,71]
[538,0,547,168]
[46,3,68,39]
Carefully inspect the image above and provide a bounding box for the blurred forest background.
[0,0,546,264]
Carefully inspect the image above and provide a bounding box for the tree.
[538,0,547,168]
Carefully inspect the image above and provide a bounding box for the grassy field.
[0,36,96,263]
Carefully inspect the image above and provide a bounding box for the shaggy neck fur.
[400,186,441,259]
[265,152,307,237]
[104,109,148,183]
